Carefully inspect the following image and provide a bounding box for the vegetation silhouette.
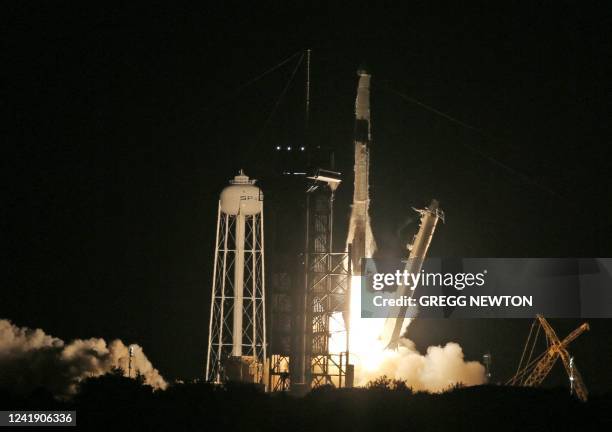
[1,370,610,431]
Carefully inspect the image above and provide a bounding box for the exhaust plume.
[354,336,486,391]
[0,319,167,397]
[348,277,485,391]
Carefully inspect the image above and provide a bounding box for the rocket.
[346,68,377,274]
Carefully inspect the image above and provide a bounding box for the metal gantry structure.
[508,315,589,401]
[303,171,352,389]
[206,171,267,386]
[305,249,352,388]
[268,272,293,391]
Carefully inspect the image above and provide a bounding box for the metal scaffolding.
[306,251,352,388]
[304,177,352,389]
[268,272,293,391]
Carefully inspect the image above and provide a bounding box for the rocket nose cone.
[357,64,370,76]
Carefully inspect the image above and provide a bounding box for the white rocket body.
[347,70,377,274]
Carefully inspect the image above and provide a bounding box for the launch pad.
[205,57,505,395]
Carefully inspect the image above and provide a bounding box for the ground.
[2,375,611,431]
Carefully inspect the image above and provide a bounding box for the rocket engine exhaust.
[342,68,484,390]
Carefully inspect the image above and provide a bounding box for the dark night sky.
[4,3,612,391]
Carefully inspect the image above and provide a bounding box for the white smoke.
[348,277,485,391]
[353,336,486,391]
[0,319,167,397]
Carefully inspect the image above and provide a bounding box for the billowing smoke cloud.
[353,336,486,391]
[0,319,167,397]
[348,277,485,391]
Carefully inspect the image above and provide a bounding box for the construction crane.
[508,315,589,402]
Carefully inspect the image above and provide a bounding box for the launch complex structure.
[206,55,444,392]
[205,51,590,397]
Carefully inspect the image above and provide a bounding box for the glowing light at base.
[338,276,486,391]
[348,276,409,384]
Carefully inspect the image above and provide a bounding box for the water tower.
[206,170,267,385]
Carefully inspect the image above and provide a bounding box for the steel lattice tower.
[206,171,267,386]
[303,171,352,389]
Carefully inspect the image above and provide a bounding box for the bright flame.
[345,276,486,390]
[326,275,408,379]
[328,311,347,352]
[348,275,401,382]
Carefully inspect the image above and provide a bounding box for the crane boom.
[558,348,589,402]
[560,322,590,348]
[510,315,590,401]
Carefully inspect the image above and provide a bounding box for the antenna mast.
[305,49,311,133]
[128,345,134,378]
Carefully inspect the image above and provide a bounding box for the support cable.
[515,319,537,379]
[379,82,561,199]
[246,52,305,162]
